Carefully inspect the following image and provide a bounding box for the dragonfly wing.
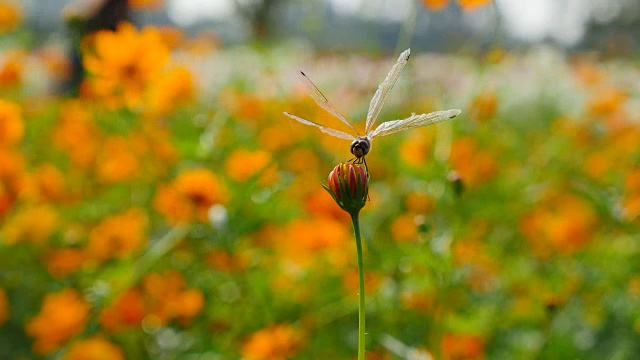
[283,112,357,141]
[369,109,461,139]
[365,49,411,134]
[299,71,360,136]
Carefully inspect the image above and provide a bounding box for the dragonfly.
[284,48,461,172]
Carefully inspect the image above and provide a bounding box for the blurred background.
[1,0,640,359]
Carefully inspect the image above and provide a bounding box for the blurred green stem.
[350,213,366,360]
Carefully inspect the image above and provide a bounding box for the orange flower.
[588,86,627,116]
[399,132,433,168]
[45,248,85,278]
[130,0,164,10]
[0,1,22,34]
[26,289,91,355]
[274,218,351,269]
[154,168,227,224]
[83,22,170,109]
[86,208,147,263]
[0,50,24,87]
[449,137,498,188]
[63,335,124,360]
[423,0,449,11]
[391,214,419,243]
[343,270,382,296]
[1,204,59,245]
[457,0,493,11]
[0,287,8,326]
[468,91,498,122]
[53,100,100,168]
[441,333,485,360]
[520,194,597,257]
[142,271,204,324]
[225,149,274,183]
[423,0,492,12]
[241,324,304,360]
[99,289,145,332]
[0,99,23,146]
[145,66,194,117]
[623,169,640,220]
[96,136,140,183]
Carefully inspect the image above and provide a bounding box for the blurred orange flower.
[145,66,194,118]
[450,137,498,188]
[457,0,493,11]
[441,333,485,360]
[423,0,449,11]
[225,149,272,181]
[154,168,227,224]
[87,208,147,263]
[0,99,23,147]
[142,270,204,325]
[423,0,492,11]
[63,335,124,360]
[1,204,59,245]
[391,214,419,243]
[0,50,24,87]
[241,324,304,360]
[99,289,146,332]
[588,86,627,116]
[54,100,100,168]
[45,248,85,278]
[0,1,22,34]
[26,289,91,355]
[468,91,498,122]
[0,288,7,326]
[623,169,640,220]
[83,22,170,109]
[96,136,140,183]
[520,193,597,257]
[274,218,351,269]
[130,0,164,10]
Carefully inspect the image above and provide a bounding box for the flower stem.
[350,213,366,360]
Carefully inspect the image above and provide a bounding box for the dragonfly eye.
[350,139,370,158]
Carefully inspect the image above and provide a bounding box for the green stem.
[350,213,366,360]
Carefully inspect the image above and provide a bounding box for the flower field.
[1,10,640,360]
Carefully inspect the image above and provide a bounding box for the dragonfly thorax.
[350,137,371,158]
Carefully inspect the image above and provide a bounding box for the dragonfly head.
[350,137,371,158]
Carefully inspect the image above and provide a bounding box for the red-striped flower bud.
[323,162,369,215]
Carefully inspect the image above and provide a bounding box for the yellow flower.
[83,22,170,109]
[154,169,227,224]
[26,289,91,355]
[87,208,147,263]
[0,1,22,34]
[63,336,124,360]
[0,50,24,87]
[241,324,304,360]
[0,98,23,146]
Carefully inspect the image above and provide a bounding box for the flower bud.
[323,162,369,215]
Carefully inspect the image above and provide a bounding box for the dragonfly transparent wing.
[299,71,360,136]
[369,109,461,139]
[283,112,357,141]
[365,48,411,135]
